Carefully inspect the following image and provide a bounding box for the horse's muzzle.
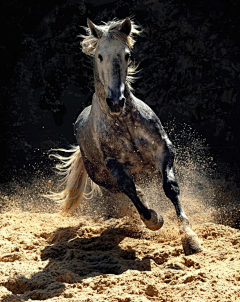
[106,97,125,115]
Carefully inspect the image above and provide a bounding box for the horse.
[49,18,202,256]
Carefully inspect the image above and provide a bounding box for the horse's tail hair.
[47,145,101,215]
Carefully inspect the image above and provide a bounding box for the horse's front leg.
[105,158,164,231]
[160,142,203,255]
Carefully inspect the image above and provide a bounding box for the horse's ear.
[119,18,131,36]
[87,18,103,39]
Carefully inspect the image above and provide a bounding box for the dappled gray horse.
[50,18,202,255]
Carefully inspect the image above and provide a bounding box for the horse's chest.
[100,129,138,162]
[99,125,155,171]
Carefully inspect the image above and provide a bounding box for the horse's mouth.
[106,96,125,117]
[109,110,122,116]
[109,106,123,116]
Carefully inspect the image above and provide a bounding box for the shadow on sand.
[2,222,151,301]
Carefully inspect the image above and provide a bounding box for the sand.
[0,192,240,302]
[1,135,240,302]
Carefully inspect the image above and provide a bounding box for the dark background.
[0,0,240,183]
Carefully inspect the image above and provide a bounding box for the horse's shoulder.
[132,96,161,125]
[74,105,91,135]
[130,96,169,141]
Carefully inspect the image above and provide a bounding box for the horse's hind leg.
[160,143,202,255]
[106,159,164,230]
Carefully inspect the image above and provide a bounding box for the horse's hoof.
[181,231,203,256]
[141,209,164,231]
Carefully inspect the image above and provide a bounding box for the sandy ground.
[0,184,240,302]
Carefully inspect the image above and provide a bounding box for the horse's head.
[87,18,132,116]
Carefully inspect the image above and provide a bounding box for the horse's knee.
[163,177,180,201]
[161,145,179,201]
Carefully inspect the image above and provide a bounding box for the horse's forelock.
[81,18,141,56]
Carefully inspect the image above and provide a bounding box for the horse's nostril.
[106,97,125,110]
[106,98,113,107]
[119,97,125,108]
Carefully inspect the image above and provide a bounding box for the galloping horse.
[50,18,202,255]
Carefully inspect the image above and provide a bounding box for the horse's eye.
[125,53,130,61]
[98,54,103,62]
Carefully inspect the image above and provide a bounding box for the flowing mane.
[81,18,141,56]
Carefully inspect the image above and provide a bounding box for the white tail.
[47,145,101,215]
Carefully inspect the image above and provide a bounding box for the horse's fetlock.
[179,216,190,227]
